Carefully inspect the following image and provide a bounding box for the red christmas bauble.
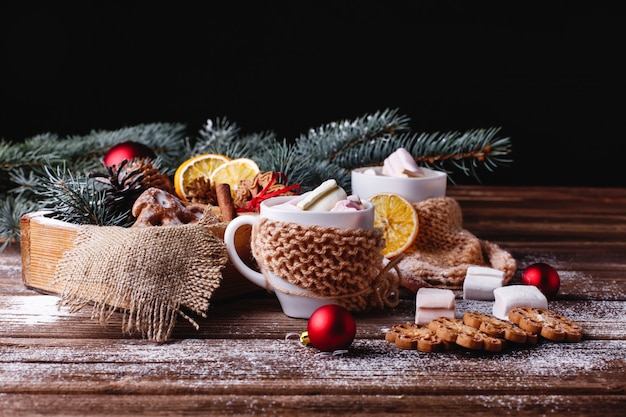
[103,141,156,168]
[307,304,356,352]
[521,262,561,299]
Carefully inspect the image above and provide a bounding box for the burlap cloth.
[251,218,401,312]
[53,212,228,343]
[397,197,516,289]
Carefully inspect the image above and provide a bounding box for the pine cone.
[140,164,175,195]
[90,160,174,216]
[185,177,217,205]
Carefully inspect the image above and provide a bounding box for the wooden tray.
[20,211,260,301]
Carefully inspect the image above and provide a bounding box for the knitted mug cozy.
[251,217,401,312]
[397,197,517,289]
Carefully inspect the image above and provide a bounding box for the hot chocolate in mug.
[223,195,378,319]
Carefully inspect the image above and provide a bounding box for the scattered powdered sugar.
[0,262,21,273]
[509,253,626,299]
[0,253,21,272]
[2,334,623,389]
[0,295,70,325]
[1,313,623,401]
[516,254,560,268]
[559,269,625,299]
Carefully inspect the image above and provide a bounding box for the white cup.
[351,166,447,203]
[224,195,375,319]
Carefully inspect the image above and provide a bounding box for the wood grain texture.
[1,185,625,416]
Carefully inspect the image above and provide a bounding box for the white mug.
[351,166,447,203]
[224,195,375,319]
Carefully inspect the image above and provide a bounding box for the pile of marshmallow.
[415,266,549,325]
[362,147,425,178]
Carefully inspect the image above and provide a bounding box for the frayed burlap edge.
[53,213,228,343]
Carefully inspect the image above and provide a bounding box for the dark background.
[1,1,624,187]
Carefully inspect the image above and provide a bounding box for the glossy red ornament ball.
[103,141,156,168]
[521,262,561,299]
[307,304,356,352]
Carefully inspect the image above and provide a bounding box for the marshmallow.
[463,266,505,300]
[382,148,424,178]
[492,285,548,320]
[362,168,377,176]
[296,179,348,211]
[415,288,456,325]
[329,199,362,212]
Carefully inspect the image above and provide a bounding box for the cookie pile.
[386,307,583,353]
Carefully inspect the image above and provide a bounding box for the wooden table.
[1,185,625,416]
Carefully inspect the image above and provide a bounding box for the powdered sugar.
[516,254,626,299]
[0,250,21,271]
[0,295,69,325]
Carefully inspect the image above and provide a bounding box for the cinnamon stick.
[215,183,237,222]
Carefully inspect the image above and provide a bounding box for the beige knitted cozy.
[251,218,401,312]
[397,197,516,289]
[53,213,228,343]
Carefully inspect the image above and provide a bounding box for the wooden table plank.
[1,338,623,394]
[2,394,624,417]
[0,293,624,339]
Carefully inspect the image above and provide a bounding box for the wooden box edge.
[19,211,260,300]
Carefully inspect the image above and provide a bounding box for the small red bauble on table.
[103,141,156,168]
[306,304,356,352]
[521,262,561,299]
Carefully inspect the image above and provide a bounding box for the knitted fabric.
[53,212,228,343]
[398,197,516,288]
[251,217,400,312]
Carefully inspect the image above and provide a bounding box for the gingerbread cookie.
[463,312,538,345]
[508,307,584,342]
[385,323,448,353]
[131,188,207,227]
[428,317,504,352]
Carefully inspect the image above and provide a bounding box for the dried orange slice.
[368,192,419,258]
[174,153,231,200]
[209,158,260,196]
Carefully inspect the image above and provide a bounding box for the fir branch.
[253,140,316,190]
[396,127,512,183]
[1,123,188,176]
[0,134,64,170]
[294,108,411,164]
[288,108,413,189]
[0,196,39,251]
[7,167,47,200]
[36,164,132,227]
[194,117,277,159]
[325,127,513,187]
[194,117,241,152]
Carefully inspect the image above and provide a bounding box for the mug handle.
[223,215,272,291]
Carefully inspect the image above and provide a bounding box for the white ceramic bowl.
[351,166,447,203]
